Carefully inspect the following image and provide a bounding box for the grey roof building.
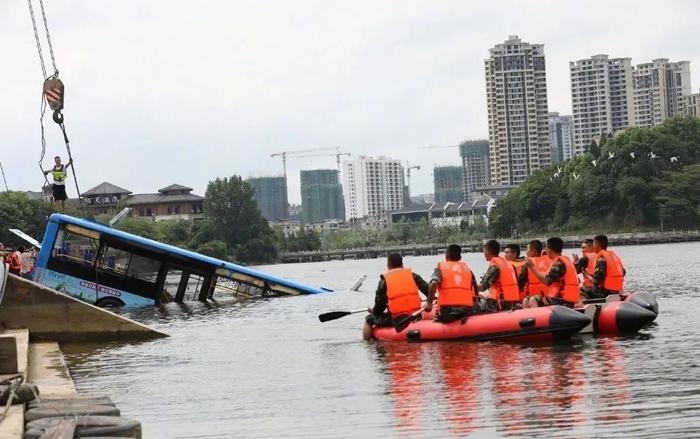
[82,182,133,214]
[82,182,132,197]
[125,184,204,221]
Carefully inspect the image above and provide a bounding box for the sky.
[2,1,699,204]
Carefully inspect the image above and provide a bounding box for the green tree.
[553,198,570,227]
[116,217,165,241]
[656,164,700,228]
[235,238,277,263]
[0,192,54,246]
[202,176,276,263]
[195,240,228,259]
[158,220,193,246]
[488,116,700,236]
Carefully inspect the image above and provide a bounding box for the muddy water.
[63,242,700,438]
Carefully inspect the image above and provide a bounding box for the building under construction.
[247,176,289,221]
[300,169,344,223]
[459,140,490,203]
[433,166,464,204]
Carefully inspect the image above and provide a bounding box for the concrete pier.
[0,330,28,439]
[27,343,76,398]
[0,274,166,342]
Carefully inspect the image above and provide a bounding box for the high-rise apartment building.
[341,156,404,220]
[683,91,700,117]
[548,112,575,163]
[247,176,288,221]
[485,35,551,186]
[570,55,635,155]
[433,166,464,204]
[459,140,490,203]
[633,59,691,128]
[300,169,345,223]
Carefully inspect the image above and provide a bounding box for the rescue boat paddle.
[318,309,367,323]
[393,308,425,333]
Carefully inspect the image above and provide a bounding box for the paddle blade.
[319,311,351,322]
[393,315,413,333]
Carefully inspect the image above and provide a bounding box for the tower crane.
[405,162,421,198]
[270,147,336,180]
[270,146,350,179]
[290,151,351,171]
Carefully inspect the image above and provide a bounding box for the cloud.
[1,0,699,203]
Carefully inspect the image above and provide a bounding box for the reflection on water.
[63,243,700,438]
[437,343,479,437]
[372,339,629,438]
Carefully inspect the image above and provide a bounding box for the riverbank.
[280,229,700,263]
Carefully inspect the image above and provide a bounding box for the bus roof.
[48,213,331,295]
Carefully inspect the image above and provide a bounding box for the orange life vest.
[437,260,474,308]
[598,249,624,292]
[510,259,525,273]
[490,256,520,302]
[548,256,580,303]
[509,259,526,300]
[526,256,552,297]
[581,252,598,287]
[384,268,422,316]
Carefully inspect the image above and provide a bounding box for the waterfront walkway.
[280,230,700,263]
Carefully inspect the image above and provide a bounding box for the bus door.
[158,264,213,303]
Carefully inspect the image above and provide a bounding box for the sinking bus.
[31,213,329,307]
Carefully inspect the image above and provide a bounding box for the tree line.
[0,176,277,264]
[488,116,700,237]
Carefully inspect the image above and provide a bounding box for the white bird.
[573,172,581,180]
[608,152,615,159]
[629,152,636,159]
[649,152,659,159]
[591,160,598,167]
[670,156,679,163]
[554,171,561,178]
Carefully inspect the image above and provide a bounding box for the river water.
[62,242,700,438]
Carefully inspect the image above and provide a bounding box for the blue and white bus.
[32,213,330,307]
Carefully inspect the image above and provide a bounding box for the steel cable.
[38,0,59,76]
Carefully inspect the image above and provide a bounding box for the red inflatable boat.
[578,292,658,335]
[371,305,590,342]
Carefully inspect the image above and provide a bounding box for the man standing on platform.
[43,155,72,211]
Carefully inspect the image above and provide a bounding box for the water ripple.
[61,243,700,438]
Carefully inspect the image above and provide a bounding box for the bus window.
[127,254,161,284]
[163,269,182,301]
[52,228,99,267]
[212,268,268,299]
[161,268,207,303]
[97,246,131,276]
[184,274,204,301]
